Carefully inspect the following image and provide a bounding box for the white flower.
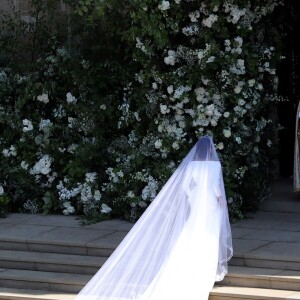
[234,36,243,47]
[158,0,170,11]
[217,142,224,150]
[67,144,78,154]
[2,145,17,157]
[248,79,256,87]
[101,203,112,214]
[167,85,174,94]
[206,56,216,63]
[235,137,242,144]
[117,170,124,177]
[68,117,76,128]
[234,85,242,94]
[23,119,33,132]
[127,191,135,198]
[37,93,49,103]
[39,119,53,131]
[164,50,176,66]
[155,139,162,149]
[172,142,180,150]
[205,104,214,116]
[66,92,77,104]
[160,104,170,114]
[257,83,264,91]
[202,14,218,28]
[210,119,217,126]
[238,99,246,106]
[223,129,231,138]
[267,140,272,147]
[224,112,230,118]
[21,161,29,170]
[152,82,158,90]
[86,172,97,183]
[94,190,101,201]
[30,154,53,175]
[81,184,93,202]
[0,185,4,195]
[100,104,106,110]
[63,201,75,215]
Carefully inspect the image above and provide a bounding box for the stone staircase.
[0,179,300,300]
[1,236,300,300]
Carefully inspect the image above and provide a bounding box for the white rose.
[234,85,242,94]
[217,142,224,150]
[172,142,180,150]
[210,119,217,126]
[101,203,112,214]
[158,0,170,11]
[223,129,231,138]
[23,119,33,132]
[94,190,101,201]
[155,139,162,149]
[66,92,77,104]
[223,112,230,118]
[37,93,49,103]
[0,185,4,195]
[167,85,174,94]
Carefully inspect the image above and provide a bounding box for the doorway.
[277,0,300,177]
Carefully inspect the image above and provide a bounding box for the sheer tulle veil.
[76,136,233,300]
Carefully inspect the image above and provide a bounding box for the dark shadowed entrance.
[277,1,300,177]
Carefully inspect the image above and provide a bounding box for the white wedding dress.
[76,136,232,300]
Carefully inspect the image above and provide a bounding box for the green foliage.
[0,0,284,222]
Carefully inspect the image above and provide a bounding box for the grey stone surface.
[19,215,83,228]
[87,231,128,248]
[0,224,56,241]
[231,227,258,239]
[232,238,270,256]
[243,229,300,242]
[88,219,133,231]
[247,242,300,261]
[27,227,115,246]
[0,214,33,225]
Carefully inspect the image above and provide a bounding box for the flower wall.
[0,0,283,221]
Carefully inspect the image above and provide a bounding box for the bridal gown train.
[140,161,223,300]
[76,136,233,300]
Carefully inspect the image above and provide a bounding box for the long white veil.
[76,136,233,300]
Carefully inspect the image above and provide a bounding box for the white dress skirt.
[139,161,222,300]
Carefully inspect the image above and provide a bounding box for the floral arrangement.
[98,0,283,220]
[0,0,283,222]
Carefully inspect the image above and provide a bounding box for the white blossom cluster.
[56,171,108,216]
[101,0,283,220]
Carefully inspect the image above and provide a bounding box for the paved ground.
[0,210,299,264]
[0,177,299,264]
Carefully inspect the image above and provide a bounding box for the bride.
[76,136,233,300]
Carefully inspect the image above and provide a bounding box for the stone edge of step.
[0,288,75,300]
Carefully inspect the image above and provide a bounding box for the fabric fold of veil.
[76,136,233,300]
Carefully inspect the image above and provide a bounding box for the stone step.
[230,253,300,271]
[0,250,104,275]
[0,269,90,293]
[210,286,300,300]
[0,239,115,257]
[1,286,300,300]
[0,288,75,300]
[222,266,300,291]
